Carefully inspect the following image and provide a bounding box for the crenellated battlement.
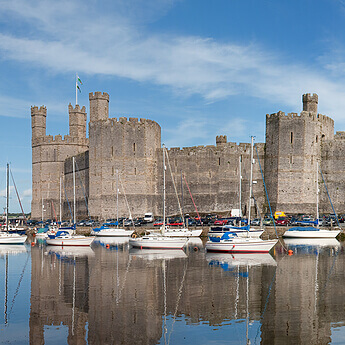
[216,135,227,145]
[266,110,334,126]
[32,134,89,146]
[166,139,264,156]
[334,131,345,140]
[89,91,109,101]
[106,117,161,127]
[302,93,318,103]
[31,105,47,115]
[68,104,86,113]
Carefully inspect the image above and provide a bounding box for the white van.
[144,212,154,223]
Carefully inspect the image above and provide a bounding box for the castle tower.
[302,93,318,113]
[88,92,161,219]
[264,93,334,214]
[31,104,89,221]
[89,92,109,122]
[69,104,87,138]
[31,106,47,139]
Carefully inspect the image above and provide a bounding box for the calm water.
[0,237,345,344]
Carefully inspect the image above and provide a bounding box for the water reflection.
[0,238,345,344]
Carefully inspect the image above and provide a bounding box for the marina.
[1,236,345,344]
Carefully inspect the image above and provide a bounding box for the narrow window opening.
[111,146,114,157]
[290,132,293,144]
[316,135,318,143]
[134,167,137,175]
[219,158,221,166]
[133,143,136,152]
[290,156,293,164]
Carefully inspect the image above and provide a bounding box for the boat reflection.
[283,238,341,255]
[45,245,95,259]
[94,236,130,249]
[129,248,187,260]
[206,252,277,269]
[0,244,27,256]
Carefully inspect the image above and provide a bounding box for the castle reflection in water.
[28,240,343,344]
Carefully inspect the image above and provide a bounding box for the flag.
[77,84,81,93]
[77,75,83,85]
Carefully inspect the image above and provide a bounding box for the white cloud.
[1,0,345,126]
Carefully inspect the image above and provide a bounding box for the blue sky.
[1,0,345,213]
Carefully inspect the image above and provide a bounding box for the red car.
[275,217,289,226]
[214,218,229,225]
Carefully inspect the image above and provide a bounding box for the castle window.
[134,167,137,175]
[133,143,136,153]
[316,135,318,143]
[290,156,293,164]
[111,146,114,157]
[219,158,221,166]
[290,132,293,144]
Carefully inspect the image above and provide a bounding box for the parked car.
[153,218,163,226]
[214,218,229,225]
[275,217,289,226]
[251,218,261,226]
[262,218,274,226]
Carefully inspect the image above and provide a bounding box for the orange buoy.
[31,242,35,247]
[288,249,293,256]
[106,244,110,249]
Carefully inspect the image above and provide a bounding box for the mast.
[59,176,62,224]
[6,163,9,232]
[163,144,166,235]
[239,155,242,216]
[181,170,184,227]
[73,156,76,225]
[248,136,254,229]
[316,162,319,227]
[116,169,119,228]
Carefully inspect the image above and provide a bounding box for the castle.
[31,92,345,221]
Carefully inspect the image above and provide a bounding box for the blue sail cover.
[220,232,238,240]
[224,224,250,231]
[287,227,320,232]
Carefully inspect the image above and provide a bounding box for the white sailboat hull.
[129,236,187,249]
[209,228,264,238]
[92,227,134,237]
[162,228,203,237]
[46,235,95,246]
[205,238,278,253]
[0,233,27,244]
[282,229,340,238]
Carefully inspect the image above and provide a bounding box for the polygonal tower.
[31,103,89,220]
[264,93,334,214]
[88,92,161,219]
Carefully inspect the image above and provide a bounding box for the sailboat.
[46,157,94,246]
[129,145,187,249]
[0,164,27,244]
[209,143,264,239]
[162,167,202,238]
[205,137,277,253]
[91,170,134,237]
[283,162,340,239]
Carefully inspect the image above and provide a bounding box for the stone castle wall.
[31,92,345,221]
[158,141,266,218]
